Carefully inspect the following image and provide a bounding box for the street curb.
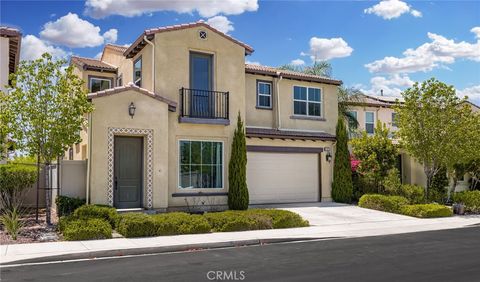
[1,237,340,266]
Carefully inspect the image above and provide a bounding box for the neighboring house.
[0,26,22,164]
[345,93,427,187]
[69,21,341,210]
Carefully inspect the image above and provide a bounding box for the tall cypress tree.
[228,113,249,210]
[332,118,354,203]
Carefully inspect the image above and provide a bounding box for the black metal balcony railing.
[180,88,229,120]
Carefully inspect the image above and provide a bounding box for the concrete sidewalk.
[2,204,480,265]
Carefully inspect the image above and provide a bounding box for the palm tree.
[279,60,332,78]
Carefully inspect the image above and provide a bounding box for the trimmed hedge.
[398,184,425,204]
[453,191,480,213]
[358,194,409,213]
[246,209,309,229]
[115,209,309,238]
[204,211,273,232]
[116,213,157,238]
[55,195,85,217]
[153,213,211,235]
[73,205,119,228]
[400,204,453,218]
[63,218,112,241]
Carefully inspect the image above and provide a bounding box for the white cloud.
[471,27,480,39]
[40,13,117,48]
[102,29,118,43]
[206,16,234,34]
[360,74,415,97]
[94,51,103,59]
[245,60,260,65]
[364,0,422,20]
[85,0,258,19]
[365,28,480,74]
[290,59,305,66]
[457,85,480,104]
[20,35,68,61]
[304,37,353,61]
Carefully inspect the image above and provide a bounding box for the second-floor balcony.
[179,88,230,125]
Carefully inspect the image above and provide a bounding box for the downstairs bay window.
[179,140,223,189]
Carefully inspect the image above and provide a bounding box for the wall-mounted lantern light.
[128,102,136,118]
[324,147,332,162]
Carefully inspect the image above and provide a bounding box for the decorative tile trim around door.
[107,127,154,209]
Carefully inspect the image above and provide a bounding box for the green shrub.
[58,215,76,232]
[247,209,309,229]
[383,168,402,195]
[116,213,157,238]
[400,204,453,218]
[430,167,448,203]
[204,211,272,232]
[55,195,85,217]
[453,191,480,213]
[63,218,112,241]
[153,212,211,235]
[358,194,409,213]
[332,118,353,203]
[0,208,22,240]
[398,184,425,204]
[0,164,37,211]
[73,205,118,228]
[228,114,249,210]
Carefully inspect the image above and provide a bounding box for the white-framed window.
[179,140,223,189]
[133,57,142,87]
[89,77,111,92]
[365,111,375,134]
[117,74,123,87]
[293,86,322,117]
[391,112,398,127]
[257,80,272,108]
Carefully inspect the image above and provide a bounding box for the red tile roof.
[245,64,342,86]
[104,43,128,53]
[124,21,254,58]
[71,56,117,72]
[246,127,336,141]
[87,82,177,111]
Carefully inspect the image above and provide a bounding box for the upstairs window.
[117,74,123,87]
[365,111,375,134]
[89,77,111,92]
[293,86,322,117]
[134,57,142,87]
[257,81,272,108]
[392,112,398,127]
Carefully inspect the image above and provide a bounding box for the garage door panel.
[247,152,319,204]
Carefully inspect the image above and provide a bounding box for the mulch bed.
[0,208,60,245]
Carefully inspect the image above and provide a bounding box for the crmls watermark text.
[206,270,246,281]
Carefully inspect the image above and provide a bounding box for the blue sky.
[1,0,479,103]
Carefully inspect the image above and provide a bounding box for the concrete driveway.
[252,202,426,226]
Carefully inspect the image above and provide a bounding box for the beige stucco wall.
[102,49,133,86]
[89,90,170,208]
[0,37,9,93]
[348,105,397,133]
[245,74,338,135]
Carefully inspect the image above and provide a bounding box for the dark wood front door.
[114,136,143,209]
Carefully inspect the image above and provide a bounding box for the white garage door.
[247,152,319,204]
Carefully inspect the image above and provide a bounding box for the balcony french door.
[190,52,213,118]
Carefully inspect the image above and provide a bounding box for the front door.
[114,136,143,209]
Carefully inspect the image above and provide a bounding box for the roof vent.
[199,30,207,40]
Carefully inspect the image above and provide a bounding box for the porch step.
[116,208,157,214]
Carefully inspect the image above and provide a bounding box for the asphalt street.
[2,226,480,282]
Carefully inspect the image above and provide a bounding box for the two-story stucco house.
[345,93,428,187]
[0,27,22,164]
[69,22,341,211]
